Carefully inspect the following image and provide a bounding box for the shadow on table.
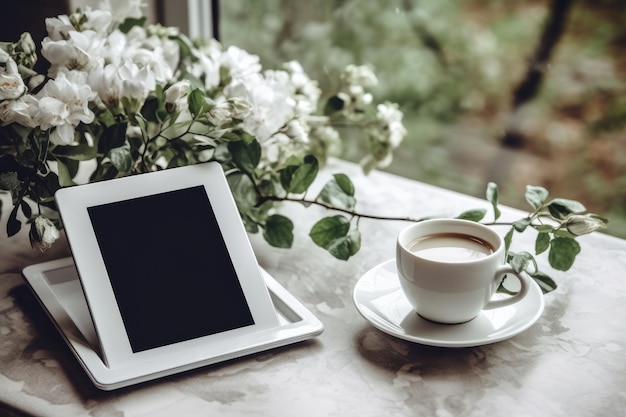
[10,283,323,404]
[352,318,552,397]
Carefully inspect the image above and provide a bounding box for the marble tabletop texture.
[1,159,625,417]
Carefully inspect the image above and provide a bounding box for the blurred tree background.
[218,0,626,237]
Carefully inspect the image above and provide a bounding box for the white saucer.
[353,259,545,347]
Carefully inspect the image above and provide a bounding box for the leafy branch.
[227,146,607,293]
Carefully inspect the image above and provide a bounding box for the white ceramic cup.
[396,219,530,324]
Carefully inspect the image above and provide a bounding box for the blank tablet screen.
[87,185,255,353]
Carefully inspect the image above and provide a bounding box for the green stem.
[257,193,523,227]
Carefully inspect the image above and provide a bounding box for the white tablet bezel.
[54,162,279,369]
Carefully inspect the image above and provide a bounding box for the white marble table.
[1,159,625,417]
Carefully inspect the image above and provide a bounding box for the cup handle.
[483,265,531,310]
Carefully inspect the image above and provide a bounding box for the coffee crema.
[407,232,495,262]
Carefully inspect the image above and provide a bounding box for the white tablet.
[24,161,323,389]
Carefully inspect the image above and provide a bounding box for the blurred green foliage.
[220,0,626,238]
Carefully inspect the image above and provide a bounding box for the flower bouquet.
[0,2,405,260]
[0,2,608,293]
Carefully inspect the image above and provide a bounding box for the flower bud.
[13,33,37,69]
[0,59,26,100]
[565,214,607,236]
[228,97,252,119]
[206,101,232,126]
[164,80,191,106]
[29,215,60,251]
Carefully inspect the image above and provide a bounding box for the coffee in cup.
[396,219,530,324]
[407,232,495,262]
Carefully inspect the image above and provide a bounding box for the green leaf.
[284,155,301,167]
[318,177,356,210]
[188,88,213,117]
[118,16,147,33]
[513,217,531,232]
[107,142,133,173]
[227,171,258,211]
[263,214,293,248]
[220,130,256,145]
[548,237,581,271]
[141,96,161,123]
[30,172,61,203]
[535,232,550,255]
[20,200,32,219]
[455,208,486,222]
[90,162,118,182]
[62,157,80,179]
[525,185,549,210]
[504,227,514,252]
[0,172,20,191]
[534,224,554,233]
[241,213,260,234]
[327,229,361,261]
[486,182,501,221]
[238,130,256,145]
[333,173,355,196]
[553,228,576,239]
[228,139,261,173]
[55,159,75,187]
[280,155,319,194]
[98,122,128,153]
[547,198,587,219]
[508,251,537,274]
[52,144,98,161]
[529,271,558,294]
[7,203,21,237]
[309,215,350,249]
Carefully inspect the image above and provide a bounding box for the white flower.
[285,119,308,143]
[206,101,232,126]
[310,125,342,157]
[336,64,379,116]
[224,72,294,142]
[228,97,253,119]
[0,95,39,127]
[342,64,378,89]
[190,43,222,91]
[283,60,320,116]
[42,30,105,76]
[206,97,252,127]
[262,133,307,167]
[81,8,115,34]
[98,0,144,23]
[44,15,75,41]
[122,26,178,84]
[164,80,191,109]
[88,63,122,108]
[119,60,156,100]
[0,58,27,100]
[221,46,262,80]
[35,71,94,145]
[376,102,407,148]
[89,59,155,110]
[0,49,10,64]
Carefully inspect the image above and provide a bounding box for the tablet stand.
[22,257,323,390]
